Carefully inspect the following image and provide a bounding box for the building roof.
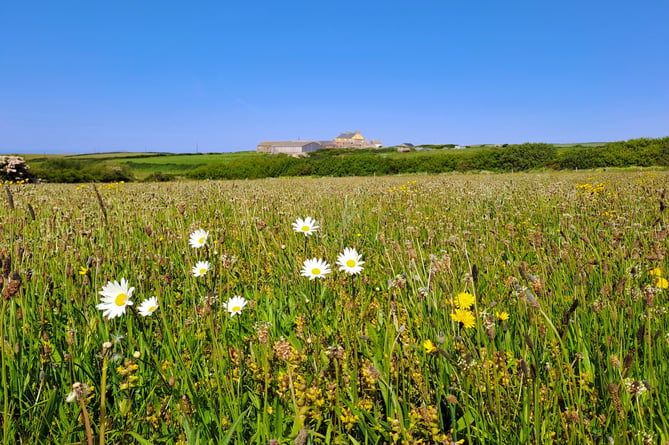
[336,131,360,139]
[259,141,320,147]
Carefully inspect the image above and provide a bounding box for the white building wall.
[272,145,300,154]
[302,142,321,153]
[271,142,321,154]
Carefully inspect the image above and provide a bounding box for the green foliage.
[30,158,135,183]
[498,143,557,171]
[557,137,669,169]
[87,162,134,182]
[23,137,669,182]
[186,139,666,180]
[30,166,95,183]
[142,172,175,182]
[415,144,455,149]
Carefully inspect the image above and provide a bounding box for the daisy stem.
[130,305,146,335]
[236,315,244,393]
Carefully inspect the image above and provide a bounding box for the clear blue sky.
[1,0,668,153]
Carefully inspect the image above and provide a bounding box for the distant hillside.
[26,151,260,182]
[19,137,669,182]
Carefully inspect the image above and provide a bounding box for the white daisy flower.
[301,258,331,280]
[292,217,319,236]
[189,229,209,248]
[137,296,159,317]
[96,278,134,319]
[192,260,211,277]
[337,247,365,275]
[226,295,248,317]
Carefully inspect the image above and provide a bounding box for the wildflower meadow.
[1,170,668,444]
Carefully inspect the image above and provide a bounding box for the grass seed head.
[2,275,21,300]
[2,255,10,279]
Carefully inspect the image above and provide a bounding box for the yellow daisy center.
[231,306,241,313]
[302,225,310,231]
[114,293,127,306]
[148,305,157,313]
[198,236,205,244]
[346,259,356,267]
[312,268,321,275]
[200,268,207,274]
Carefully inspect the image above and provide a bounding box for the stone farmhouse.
[257,131,381,155]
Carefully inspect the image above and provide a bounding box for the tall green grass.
[1,171,668,444]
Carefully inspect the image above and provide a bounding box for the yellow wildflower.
[451,309,476,329]
[496,311,510,321]
[655,277,669,289]
[454,292,475,310]
[423,339,437,354]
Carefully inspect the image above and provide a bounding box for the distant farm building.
[318,140,338,149]
[333,131,381,148]
[256,141,323,155]
[257,130,381,154]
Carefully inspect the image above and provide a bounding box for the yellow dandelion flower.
[496,311,510,321]
[423,339,437,354]
[78,266,88,275]
[649,268,663,277]
[454,292,475,310]
[655,277,668,289]
[451,308,476,329]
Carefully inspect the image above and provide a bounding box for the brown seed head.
[445,394,458,405]
[256,323,270,346]
[273,340,294,362]
[2,255,11,280]
[2,277,21,299]
[364,362,382,382]
[67,330,75,346]
[294,427,309,445]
